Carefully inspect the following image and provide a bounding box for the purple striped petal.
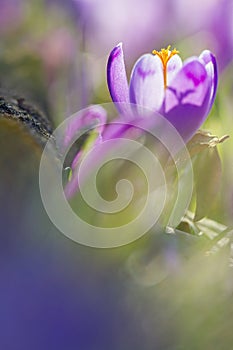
[129,54,164,112]
[167,54,183,86]
[107,43,130,114]
[163,58,212,141]
[199,50,218,112]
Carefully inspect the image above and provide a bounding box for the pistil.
[152,45,179,88]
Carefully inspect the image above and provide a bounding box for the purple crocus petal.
[199,50,218,112]
[107,43,130,114]
[102,120,132,141]
[63,105,107,150]
[164,58,209,112]
[166,54,183,86]
[63,106,107,198]
[129,54,164,112]
[163,58,212,141]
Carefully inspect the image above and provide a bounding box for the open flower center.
[152,45,179,89]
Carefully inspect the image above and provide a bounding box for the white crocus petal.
[166,54,183,86]
[129,54,164,112]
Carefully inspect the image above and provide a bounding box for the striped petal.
[199,50,218,112]
[163,58,212,141]
[129,54,164,112]
[107,43,130,114]
[166,54,183,86]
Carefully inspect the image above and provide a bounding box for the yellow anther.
[152,45,179,88]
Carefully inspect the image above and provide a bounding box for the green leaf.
[179,211,233,258]
[194,146,222,221]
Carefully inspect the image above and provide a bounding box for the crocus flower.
[63,105,163,198]
[107,43,217,142]
[63,105,107,198]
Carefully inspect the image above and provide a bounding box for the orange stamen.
[152,45,179,88]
